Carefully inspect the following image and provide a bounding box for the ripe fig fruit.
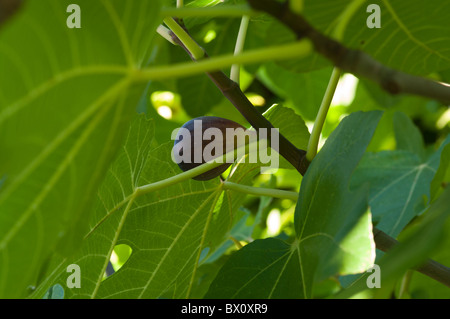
[173,116,250,180]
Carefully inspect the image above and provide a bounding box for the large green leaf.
[97,146,223,298]
[30,103,310,299]
[206,111,382,298]
[30,113,252,299]
[206,237,303,298]
[30,114,156,298]
[0,0,163,298]
[350,135,450,237]
[293,111,382,284]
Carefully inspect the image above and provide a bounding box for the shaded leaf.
[351,136,450,237]
[294,111,381,285]
[30,114,157,299]
[206,238,302,298]
[0,0,163,298]
[430,142,450,202]
[335,187,450,299]
[262,104,310,151]
[408,216,450,298]
[31,113,253,299]
[393,111,425,160]
[206,111,382,298]
[176,73,223,117]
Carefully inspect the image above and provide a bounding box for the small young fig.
[173,116,249,181]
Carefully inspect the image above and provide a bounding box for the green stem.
[136,160,223,196]
[136,140,258,196]
[230,15,250,83]
[398,270,413,299]
[230,236,244,249]
[289,0,303,14]
[91,192,137,299]
[161,4,255,19]
[156,25,177,45]
[163,17,205,60]
[136,40,312,82]
[306,67,341,162]
[223,181,298,201]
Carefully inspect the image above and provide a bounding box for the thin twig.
[0,0,22,27]
[373,228,450,288]
[230,15,250,83]
[306,67,341,161]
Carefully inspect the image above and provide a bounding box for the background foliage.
[0,0,449,299]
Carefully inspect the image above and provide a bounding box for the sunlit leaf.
[0,0,163,298]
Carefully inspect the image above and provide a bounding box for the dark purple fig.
[173,116,249,180]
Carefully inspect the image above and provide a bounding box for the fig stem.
[223,181,298,201]
[230,15,250,84]
[137,140,259,195]
[163,17,205,60]
[139,39,311,80]
[156,25,177,45]
[160,4,256,19]
[289,0,303,14]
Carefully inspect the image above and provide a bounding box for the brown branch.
[374,228,450,288]
[247,0,450,105]
[0,0,23,27]
[206,70,309,174]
